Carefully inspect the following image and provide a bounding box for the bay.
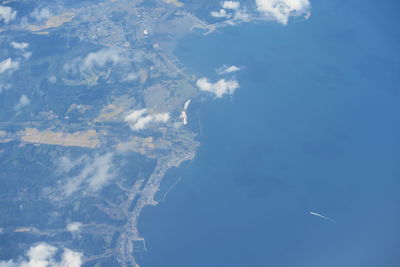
[138,1,400,266]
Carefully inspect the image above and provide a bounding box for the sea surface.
[138,1,400,267]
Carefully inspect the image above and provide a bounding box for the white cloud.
[10,42,29,50]
[196,78,239,98]
[59,249,83,267]
[48,76,57,83]
[125,109,147,123]
[217,65,241,74]
[184,99,191,110]
[9,42,32,60]
[0,243,83,267]
[80,48,122,73]
[180,111,188,125]
[64,48,123,77]
[125,109,170,131]
[25,243,57,267]
[87,153,115,192]
[56,156,87,174]
[0,58,19,74]
[211,2,249,22]
[22,52,32,60]
[10,42,32,59]
[60,153,115,196]
[66,222,82,233]
[232,10,250,21]
[0,6,17,24]
[0,260,16,267]
[0,84,11,94]
[222,1,240,10]
[63,58,81,76]
[123,72,138,82]
[255,0,311,25]
[14,94,30,111]
[30,8,50,21]
[211,9,230,18]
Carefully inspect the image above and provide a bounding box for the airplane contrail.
[310,211,335,222]
[162,177,182,203]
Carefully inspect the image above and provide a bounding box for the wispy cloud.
[80,48,122,74]
[216,65,241,75]
[10,41,32,59]
[210,1,249,22]
[122,72,139,82]
[57,156,87,174]
[14,94,30,111]
[0,5,17,24]
[222,1,241,10]
[255,0,311,25]
[211,9,231,19]
[22,52,32,60]
[10,41,29,50]
[86,153,115,192]
[196,78,239,98]
[0,243,83,267]
[64,48,124,79]
[0,58,19,74]
[67,222,83,233]
[55,153,116,198]
[125,109,170,131]
[48,76,57,83]
[0,84,11,94]
[30,7,50,21]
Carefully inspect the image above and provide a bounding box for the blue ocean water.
[139,1,400,267]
